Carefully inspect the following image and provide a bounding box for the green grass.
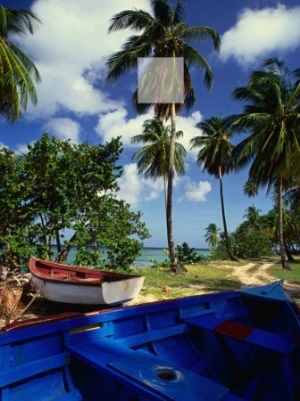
[268,259,300,284]
[131,262,242,300]
[131,257,300,301]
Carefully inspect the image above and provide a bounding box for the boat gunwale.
[1,290,240,335]
[29,257,144,287]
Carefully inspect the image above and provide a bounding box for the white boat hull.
[31,275,145,305]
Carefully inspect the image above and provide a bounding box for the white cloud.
[117,163,164,207]
[176,112,203,159]
[15,0,151,120]
[179,179,212,202]
[118,163,208,208]
[96,108,203,151]
[14,143,31,154]
[95,108,153,145]
[43,118,81,143]
[220,5,300,65]
[118,163,163,207]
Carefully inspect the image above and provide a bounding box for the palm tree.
[0,5,41,122]
[106,0,220,271]
[204,223,220,249]
[131,117,186,210]
[191,116,236,260]
[243,179,258,206]
[243,206,262,229]
[232,58,300,269]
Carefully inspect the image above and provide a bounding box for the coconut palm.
[204,223,220,249]
[191,116,236,260]
[243,206,262,229]
[243,179,258,206]
[107,0,220,271]
[232,58,300,269]
[131,117,186,210]
[0,5,41,122]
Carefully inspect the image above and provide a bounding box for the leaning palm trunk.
[166,104,186,272]
[163,174,167,212]
[219,172,236,261]
[277,178,289,269]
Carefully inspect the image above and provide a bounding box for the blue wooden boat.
[1,280,300,400]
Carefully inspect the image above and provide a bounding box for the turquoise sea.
[63,247,210,267]
[132,247,210,267]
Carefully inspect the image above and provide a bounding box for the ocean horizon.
[59,246,210,267]
[133,247,210,267]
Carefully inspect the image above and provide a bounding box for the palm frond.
[171,1,185,25]
[107,0,220,118]
[152,0,172,24]
[180,25,220,51]
[131,116,186,178]
[106,42,152,83]
[191,116,235,177]
[108,9,153,33]
[0,6,40,122]
[0,6,41,36]
[184,46,213,89]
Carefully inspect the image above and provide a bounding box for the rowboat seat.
[65,336,243,401]
[184,315,294,354]
[49,272,68,279]
[76,277,101,282]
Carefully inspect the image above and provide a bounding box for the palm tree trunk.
[56,229,62,254]
[166,104,186,272]
[277,178,290,269]
[219,173,236,261]
[163,174,167,212]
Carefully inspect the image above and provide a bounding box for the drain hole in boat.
[157,368,176,381]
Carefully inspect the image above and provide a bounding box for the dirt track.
[130,261,300,305]
[229,262,274,286]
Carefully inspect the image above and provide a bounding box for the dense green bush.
[177,242,209,263]
[0,134,150,271]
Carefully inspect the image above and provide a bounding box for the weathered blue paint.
[0,281,299,400]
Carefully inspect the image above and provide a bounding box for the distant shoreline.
[49,245,210,267]
[141,247,209,251]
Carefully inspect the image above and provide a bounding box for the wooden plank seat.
[117,323,189,348]
[75,277,101,282]
[48,270,100,282]
[49,269,75,279]
[65,336,243,401]
[0,352,74,388]
[184,315,294,354]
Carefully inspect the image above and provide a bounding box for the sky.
[1,0,300,248]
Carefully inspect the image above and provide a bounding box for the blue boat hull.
[1,281,300,400]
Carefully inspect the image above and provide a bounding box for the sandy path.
[229,262,275,286]
[127,261,278,306]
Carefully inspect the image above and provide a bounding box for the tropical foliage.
[0,134,149,271]
[231,207,273,258]
[0,5,41,122]
[205,223,220,250]
[107,0,220,271]
[131,117,186,209]
[176,242,208,263]
[232,58,300,268]
[191,116,236,260]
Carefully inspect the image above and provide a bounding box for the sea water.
[132,247,210,267]
[57,246,209,267]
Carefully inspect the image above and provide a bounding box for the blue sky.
[1,0,300,248]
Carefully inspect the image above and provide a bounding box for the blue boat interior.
[1,282,300,400]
